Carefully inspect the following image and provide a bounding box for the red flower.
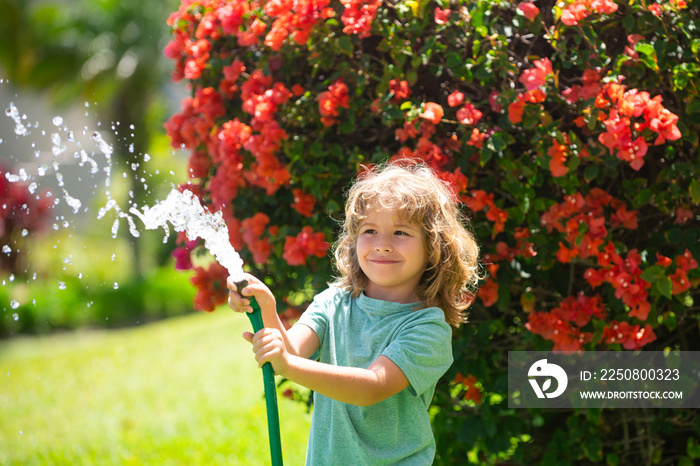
[518,2,540,20]
[676,249,698,272]
[463,189,493,212]
[454,373,482,404]
[670,269,691,295]
[478,278,499,307]
[526,309,591,352]
[318,79,350,126]
[467,128,487,149]
[656,253,673,268]
[557,242,579,263]
[190,262,230,312]
[420,102,444,125]
[486,206,508,237]
[282,226,330,266]
[518,58,553,91]
[340,0,380,38]
[291,188,316,217]
[547,139,569,177]
[508,97,525,124]
[242,212,273,264]
[674,207,693,224]
[602,321,656,350]
[172,232,198,270]
[434,7,451,25]
[456,102,483,125]
[447,91,464,108]
[187,150,211,179]
[437,168,469,198]
[389,79,411,103]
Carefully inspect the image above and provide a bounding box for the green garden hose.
[236,280,283,466]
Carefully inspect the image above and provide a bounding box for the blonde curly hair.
[333,161,480,327]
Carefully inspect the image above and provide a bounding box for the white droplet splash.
[130,190,246,281]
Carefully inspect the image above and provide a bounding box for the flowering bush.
[0,165,53,276]
[164,0,699,462]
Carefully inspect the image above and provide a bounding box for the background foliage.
[175,0,699,463]
[0,0,195,335]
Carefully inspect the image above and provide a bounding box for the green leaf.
[641,265,666,282]
[337,35,353,58]
[635,42,658,70]
[622,14,634,31]
[692,38,700,56]
[472,9,487,37]
[487,132,508,152]
[664,311,677,331]
[655,277,673,300]
[688,437,700,459]
[690,179,700,205]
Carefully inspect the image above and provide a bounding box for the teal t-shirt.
[294,286,454,465]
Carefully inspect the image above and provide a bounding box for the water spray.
[3,95,283,464]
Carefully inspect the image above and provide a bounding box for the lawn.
[0,310,312,465]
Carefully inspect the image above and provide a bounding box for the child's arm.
[227,274,319,359]
[247,327,410,406]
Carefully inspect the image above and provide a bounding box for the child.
[228,161,480,465]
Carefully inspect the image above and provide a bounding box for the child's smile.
[356,208,429,303]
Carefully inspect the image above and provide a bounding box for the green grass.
[0,310,311,465]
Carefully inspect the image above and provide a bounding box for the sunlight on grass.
[0,311,311,464]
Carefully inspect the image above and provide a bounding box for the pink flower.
[518,58,553,91]
[456,102,483,125]
[434,7,451,25]
[447,91,464,108]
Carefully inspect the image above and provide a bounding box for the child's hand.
[227,273,276,315]
[244,328,289,376]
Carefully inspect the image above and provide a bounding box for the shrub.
[0,164,53,276]
[163,0,699,463]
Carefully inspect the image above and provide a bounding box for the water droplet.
[2,245,11,254]
[113,282,119,289]
[10,300,19,309]
[111,218,120,238]
[63,192,82,214]
[12,313,19,321]
[143,153,151,162]
[58,281,66,290]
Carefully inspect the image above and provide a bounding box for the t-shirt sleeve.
[293,286,336,349]
[381,309,454,397]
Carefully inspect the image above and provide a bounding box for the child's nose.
[374,237,393,252]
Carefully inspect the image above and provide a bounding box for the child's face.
[356,208,429,303]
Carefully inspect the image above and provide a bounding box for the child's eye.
[362,229,376,235]
[394,230,409,236]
